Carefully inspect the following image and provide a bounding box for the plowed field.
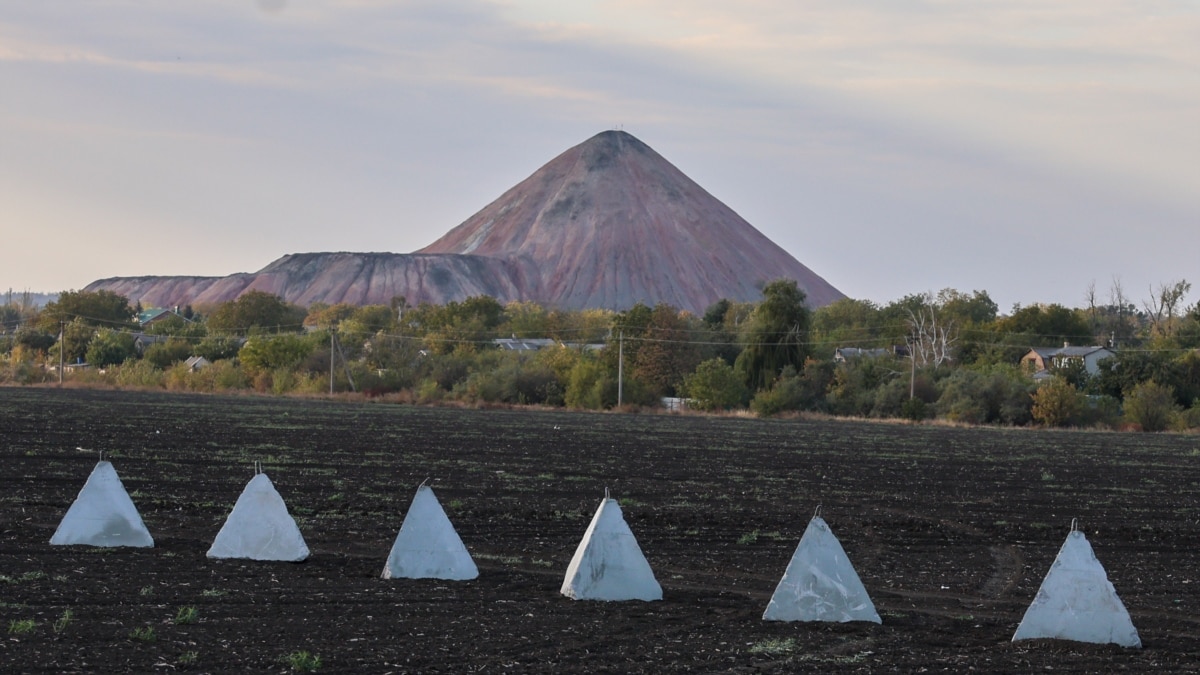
[2,387,1199,672]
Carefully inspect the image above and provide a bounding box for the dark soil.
[2,387,1199,673]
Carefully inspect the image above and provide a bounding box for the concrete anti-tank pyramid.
[1013,524,1140,647]
[382,484,478,580]
[763,513,880,623]
[207,471,309,562]
[561,494,662,601]
[50,460,154,547]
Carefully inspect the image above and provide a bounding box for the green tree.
[39,290,135,332]
[207,291,306,335]
[415,296,505,354]
[810,297,883,360]
[936,288,999,326]
[238,334,317,374]
[995,303,1093,345]
[193,335,243,362]
[630,304,701,397]
[143,338,193,369]
[303,302,357,329]
[682,358,749,411]
[85,329,137,368]
[735,279,811,391]
[53,319,98,364]
[15,325,56,354]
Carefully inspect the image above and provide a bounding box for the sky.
[1,0,1197,312]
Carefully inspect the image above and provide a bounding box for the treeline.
[2,280,1199,431]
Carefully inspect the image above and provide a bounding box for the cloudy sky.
[2,1,1196,311]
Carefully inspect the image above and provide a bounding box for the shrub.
[564,359,607,409]
[1077,395,1122,429]
[826,357,895,417]
[282,651,321,672]
[211,360,251,390]
[1123,381,1181,432]
[683,358,748,411]
[1182,401,1200,430]
[174,607,199,625]
[53,609,72,634]
[143,338,193,369]
[1031,377,1083,427]
[936,366,1033,425]
[749,360,834,417]
[900,397,929,422]
[113,360,166,389]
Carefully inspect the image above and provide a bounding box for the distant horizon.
[1,267,1171,316]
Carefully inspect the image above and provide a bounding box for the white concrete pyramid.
[382,484,478,580]
[50,460,154,547]
[207,472,309,562]
[1013,525,1140,647]
[763,514,880,623]
[561,495,662,601]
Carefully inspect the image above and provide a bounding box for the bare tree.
[1144,279,1192,338]
[1085,280,1099,334]
[904,296,957,368]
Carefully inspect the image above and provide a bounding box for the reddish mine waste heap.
[86,131,845,313]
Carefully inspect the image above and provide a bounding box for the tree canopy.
[206,291,306,335]
[735,279,811,390]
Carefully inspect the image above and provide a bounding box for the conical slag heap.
[382,484,478,580]
[561,496,662,601]
[207,472,309,562]
[763,515,880,623]
[50,460,154,548]
[1013,527,1140,647]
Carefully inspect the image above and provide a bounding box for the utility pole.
[330,330,335,395]
[617,330,624,407]
[909,345,916,400]
[59,321,64,387]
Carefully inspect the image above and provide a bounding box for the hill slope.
[420,130,843,310]
[86,131,843,312]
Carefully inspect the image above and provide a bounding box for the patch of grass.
[53,609,73,634]
[475,552,522,565]
[178,650,199,666]
[748,637,796,656]
[737,530,760,545]
[282,650,322,672]
[9,619,36,635]
[2,571,47,584]
[139,585,155,596]
[1041,470,1055,481]
[130,625,156,642]
[201,588,227,598]
[174,606,199,625]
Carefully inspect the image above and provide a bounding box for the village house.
[1020,343,1115,378]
